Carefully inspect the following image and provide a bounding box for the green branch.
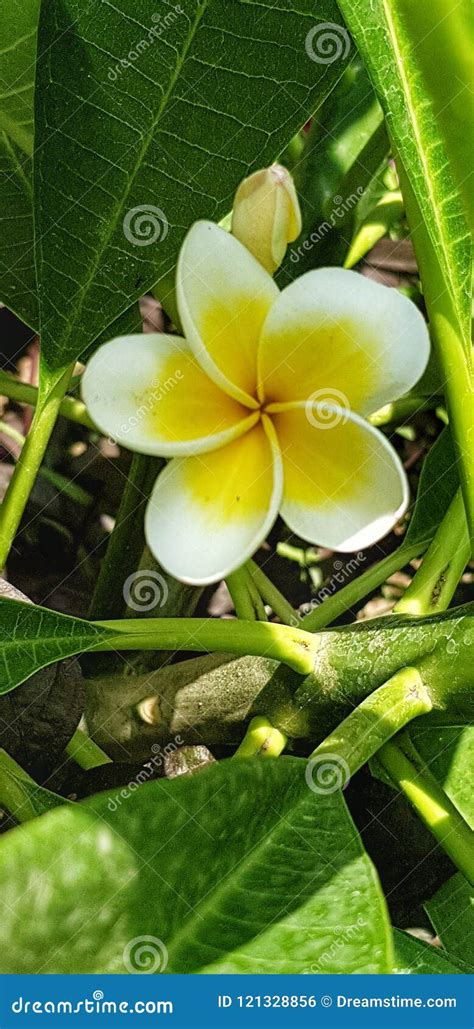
[378,734,474,885]
[0,365,75,569]
[96,616,318,675]
[0,369,94,429]
[308,667,433,778]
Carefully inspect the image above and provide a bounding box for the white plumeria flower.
[82,221,430,585]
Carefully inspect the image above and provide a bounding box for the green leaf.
[394,0,474,235]
[0,758,392,973]
[404,428,459,550]
[34,0,347,381]
[0,0,38,155]
[280,60,389,278]
[392,928,468,975]
[0,0,39,327]
[425,874,474,970]
[410,725,474,828]
[336,0,472,350]
[0,137,37,327]
[0,598,121,695]
[0,749,65,822]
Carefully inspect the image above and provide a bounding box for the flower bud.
[231,164,302,273]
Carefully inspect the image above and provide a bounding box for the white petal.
[177,221,279,407]
[259,267,430,413]
[145,418,283,585]
[272,404,408,551]
[81,334,258,456]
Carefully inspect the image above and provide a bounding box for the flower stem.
[95,617,318,675]
[300,542,423,631]
[396,489,470,615]
[0,365,74,569]
[308,667,433,778]
[234,715,287,758]
[0,369,94,428]
[88,453,163,621]
[377,734,474,885]
[227,566,266,620]
[65,728,111,770]
[246,559,298,625]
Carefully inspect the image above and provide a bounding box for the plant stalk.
[95,617,318,675]
[88,453,163,621]
[246,559,298,625]
[378,735,474,885]
[0,370,95,429]
[396,489,470,614]
[308,667,433,779]
[0,365,74,569]
[65,728,112,770]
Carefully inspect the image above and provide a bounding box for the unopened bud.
[231,164,302,273]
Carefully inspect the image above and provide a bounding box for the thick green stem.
[88,453,163,621]
[396,490,470,614]
[378,735,474,885]
[301,542,423,631]
[308,667,432,778]
[95,616,318,675]
[0,369,94,429]
[65,728,111,770]
[0,365,74,569]
[234,715,287,758]
[246,559,298,626]
[226,567,262,621]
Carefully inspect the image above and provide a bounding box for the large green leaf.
[425,874,474,971]
[280,61,389,279]
[0,758,392,973]
[336,0,472,350]
[0,137,37,327]
[34,0,347,382]
[404,429,459,551]
[395,0,474,235]
[0,0,38,154]
[0,0,39,327]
